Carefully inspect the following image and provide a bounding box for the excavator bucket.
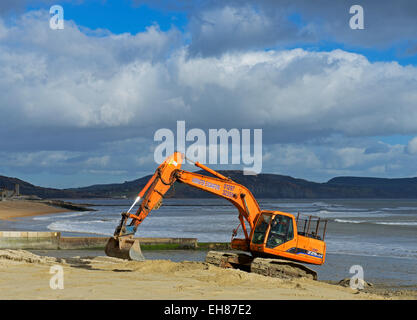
[104,235,145,261]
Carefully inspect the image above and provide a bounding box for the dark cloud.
[137,0,417,57]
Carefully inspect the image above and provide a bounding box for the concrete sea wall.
[0,231,60,249]
[0,231,205,250]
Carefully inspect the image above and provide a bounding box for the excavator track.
[205,251,253,271]
[205,251,317,280]
[250,257,317,280]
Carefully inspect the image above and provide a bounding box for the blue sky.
[47,1,188,34]
[1,0,417,188]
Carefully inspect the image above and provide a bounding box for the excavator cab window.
[266,215,294,248]
[252,214,271,244]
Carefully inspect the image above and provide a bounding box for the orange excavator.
[105,152,327,279]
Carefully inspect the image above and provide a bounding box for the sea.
[1,198,416,288]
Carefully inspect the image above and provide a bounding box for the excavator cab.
[251,212,294,247]
[250,211,294,249]
[249,211,327,265]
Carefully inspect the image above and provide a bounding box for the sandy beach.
[0,249,415,300]
[0,200,71,220]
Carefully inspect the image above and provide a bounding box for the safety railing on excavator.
[296,213,327,240]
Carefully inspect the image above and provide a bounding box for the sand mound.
[105,259,298,288]
[192,265,299,288]
[0,249,57,265]
[127,260,208,273]
[193,268,261,286]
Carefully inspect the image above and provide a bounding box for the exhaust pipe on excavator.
[105,235,145,261]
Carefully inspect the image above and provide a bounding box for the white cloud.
[188,5,303,56]
[261,140,413,181]
[406,137,417,154]
[266,145,322,169]
[84,156,110,167]
[2,151,76,169]
[2,12,417,142]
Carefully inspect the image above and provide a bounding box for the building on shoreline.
[0,184,20,201]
